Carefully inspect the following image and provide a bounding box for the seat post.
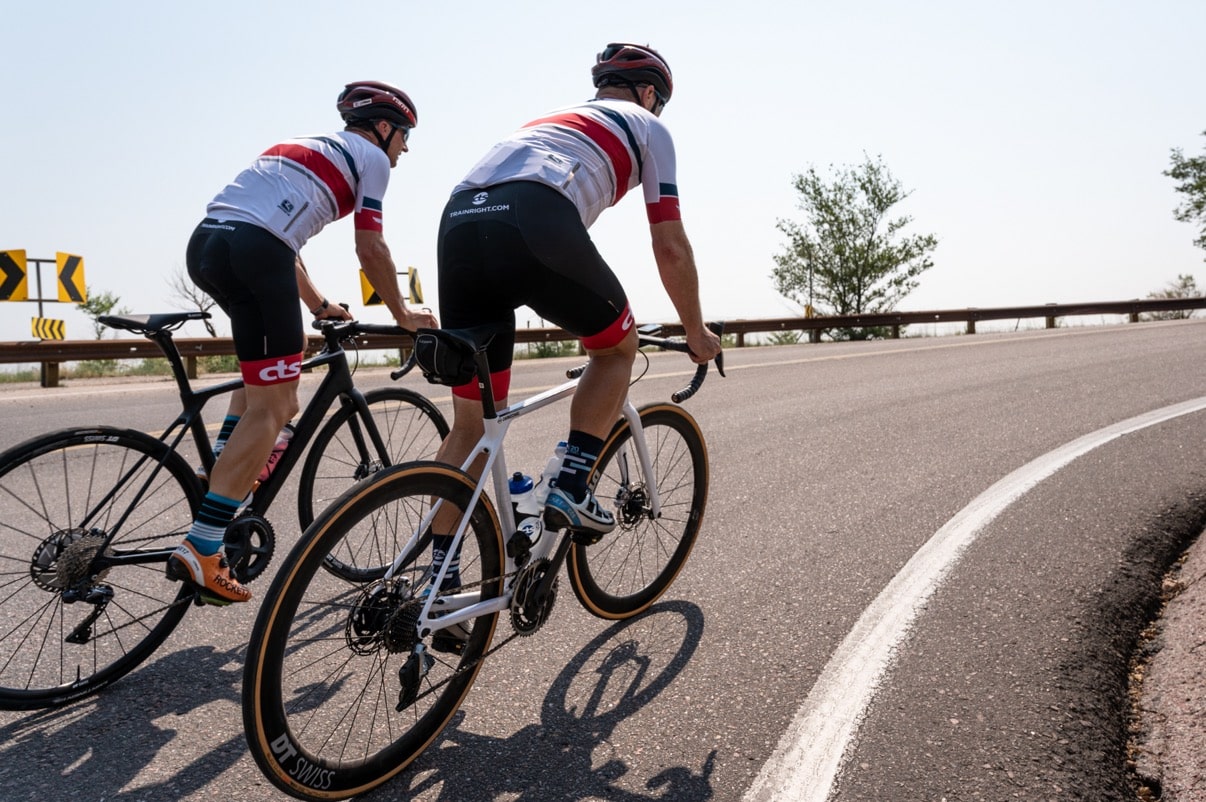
[473,351,498,420]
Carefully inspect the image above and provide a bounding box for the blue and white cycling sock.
[213,415,240,456]
[555,431,604,502]
[430,534,462,591]
[184,492,243,556]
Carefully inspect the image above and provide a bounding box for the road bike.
[242,322,723,800]
[0,311,448,710]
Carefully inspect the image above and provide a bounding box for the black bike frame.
[94,321,400,567]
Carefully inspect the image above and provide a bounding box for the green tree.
[1165,131,1206,258]
[773,155,938,340]
[1144,273,1200,321]
[76,286,128,339]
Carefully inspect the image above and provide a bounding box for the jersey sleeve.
[354,147,392,233]
[642,120,681,224]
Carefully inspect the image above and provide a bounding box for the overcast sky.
[2,0,1203,343]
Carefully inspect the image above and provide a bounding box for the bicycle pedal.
[569,528,606,545]
[193,590,234,607]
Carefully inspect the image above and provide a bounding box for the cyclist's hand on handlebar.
[685,325,722,365]
[397,306,438,332]
[315,302,354,322]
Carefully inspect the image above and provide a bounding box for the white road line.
[743,396,1206,802]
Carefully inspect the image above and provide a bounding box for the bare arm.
[650,220,721,363]
[354,229,438,330]
[295,256,352,321]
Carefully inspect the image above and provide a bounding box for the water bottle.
[509,472,537,517]
[257,423,295,484]
[535,441,568,505]
[508,471,544,551]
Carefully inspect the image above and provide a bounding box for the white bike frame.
[384,372,660,638]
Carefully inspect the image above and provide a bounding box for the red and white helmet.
[591,43,673,104]
[336,81,418,129]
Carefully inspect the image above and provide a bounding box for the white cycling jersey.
[207,131,390,252]
[453,98,681,229]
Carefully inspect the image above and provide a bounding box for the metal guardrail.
[1,297,1203,387]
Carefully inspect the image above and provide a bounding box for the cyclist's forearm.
[650,221,706,332]
[294,256,327,313]
[356,237,410,323]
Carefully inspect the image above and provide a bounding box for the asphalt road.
[1,319,1205,802]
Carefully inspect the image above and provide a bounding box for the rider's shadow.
[370,599,717,802]
[0,643,246,802]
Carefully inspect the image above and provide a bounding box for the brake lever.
[708,321,726,378]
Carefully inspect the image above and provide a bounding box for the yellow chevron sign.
[0,250,28,301]
[359,270,382,306]
[407,267,423,304]
[359,268,423,306]
[56,252,86,303]
[32,317,65,340]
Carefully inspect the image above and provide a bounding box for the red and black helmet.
[336,81,418,129]
[591,43,673,104]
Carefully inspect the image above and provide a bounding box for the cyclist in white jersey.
[432,44,722,542]
[168,82,437,604]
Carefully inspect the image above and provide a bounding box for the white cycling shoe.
[543,485,616,543]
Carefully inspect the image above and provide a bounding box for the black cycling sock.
[430,534,461,590]
[555,431,604,502]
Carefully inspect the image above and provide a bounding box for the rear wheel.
[567,404,708,619]
[297,387,448,530]
[244,462,503,801]
[0,427,201,709]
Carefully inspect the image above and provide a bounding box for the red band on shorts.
[241,353,304,386]
[581,305,635,351]
[452,368,511,403]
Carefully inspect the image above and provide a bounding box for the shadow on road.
[0,642,247,801]
[368,599,716,801]
[0,600,715,801]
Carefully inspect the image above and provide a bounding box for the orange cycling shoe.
[165,541,253,605]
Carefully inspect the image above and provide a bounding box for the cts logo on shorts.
[242,353,304,386]
[260,360,301,382]
[472,192,489,205]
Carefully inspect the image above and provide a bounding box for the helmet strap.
[379,125,397,153]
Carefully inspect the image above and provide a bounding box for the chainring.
[510,558,558,636]
[223,514,275,583]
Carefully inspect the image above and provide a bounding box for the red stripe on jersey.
[524,113,633,204]
[263,143,356,219]
[646,196,681,224]
[354,207,383,232]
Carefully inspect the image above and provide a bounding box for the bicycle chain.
[400,567,526,705]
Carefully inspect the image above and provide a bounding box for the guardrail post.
[1045,315,1057,329]
[186,356,198,380]
[890,325,900,339]
[41,362,60,388]
[966,320,976,335]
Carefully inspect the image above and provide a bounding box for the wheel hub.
[615,484,650,528]
[30,529,111,591]
[347,580,419,655]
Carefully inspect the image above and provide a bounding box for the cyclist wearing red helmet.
[433,43,722,539]
[168,81,437,604]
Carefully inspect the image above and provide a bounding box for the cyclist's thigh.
[189,220,304,362]
[511,186,630,344]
